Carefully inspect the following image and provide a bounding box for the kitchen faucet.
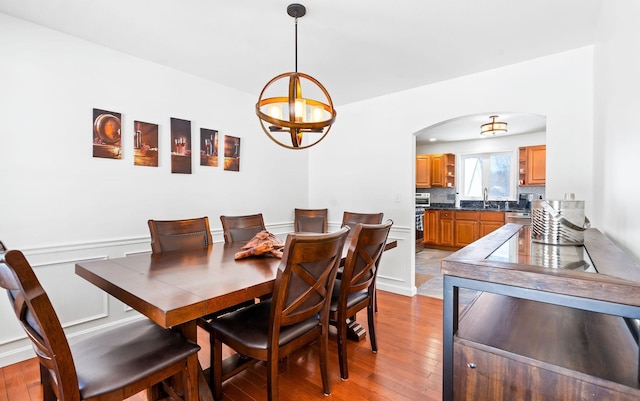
[483,187,488,209]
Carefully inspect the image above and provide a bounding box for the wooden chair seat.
[208,300,320,350]
[72,319,200,399]
[330,280,368,311]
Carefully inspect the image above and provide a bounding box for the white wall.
[593,2,640,258]
[309,47,594,296]
[0,13,311,248]
[0,14,310,365]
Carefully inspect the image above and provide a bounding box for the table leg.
[175,320,214,401]
[346,317,367,341]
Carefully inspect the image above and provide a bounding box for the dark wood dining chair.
[0,245,201,401]
[294,208,328,233]
[329,220,393,380]
[220,213,266,243]
[148,216,212,253]
[341,211,384,237]
[204,227,350,401]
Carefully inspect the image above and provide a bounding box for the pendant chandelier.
[256,3,337,149]
[480,115,508,136]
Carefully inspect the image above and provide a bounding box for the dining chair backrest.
[294,208,328,233]
[148,217,213,253]
[340,220,393,301]
[271,227,350,332]
[341,211,384,237]
[220,213,266,243]
[0,245,201,401]
[0,248,78,401]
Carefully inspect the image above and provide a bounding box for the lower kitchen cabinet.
[440,211,455,247]
[424,209,505,249]
[423,209,439,244]
[454,211,479,247]
[479,211,505,237]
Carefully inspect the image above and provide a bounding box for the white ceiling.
[0,0,601,141]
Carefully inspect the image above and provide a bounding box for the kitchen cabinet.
[423,210,454,247]
[439,211,455,247]
[430,153,456,188]
[416,154,431,188]
[423,209,439,243]
[479,211,505,237]
[454,211,479,247]
[442,225,640,401]
[519,145,546,186]
[423,209,504,249]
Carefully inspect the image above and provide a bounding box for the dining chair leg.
[337,316,349,380]
[368,302,378,352]
[319,329,332,394]
[40,365,56,401]
[211,335,224,401]
[267,353,279,401]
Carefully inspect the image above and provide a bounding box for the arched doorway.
[413,112,547,297]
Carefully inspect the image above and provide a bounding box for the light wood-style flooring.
[0,291,443,401]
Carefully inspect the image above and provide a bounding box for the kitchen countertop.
[423,203,531,213]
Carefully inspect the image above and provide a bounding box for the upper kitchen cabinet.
[416,154,432,188]
[431,153,455,188]
[519,145,546,186]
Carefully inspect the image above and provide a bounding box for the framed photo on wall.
[133,121,159,167]
[200,128,219,167]
[223,135,240,172]
[170,117,191,174]
[92,108,122,159]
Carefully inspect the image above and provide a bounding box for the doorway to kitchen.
[413,112,547,297]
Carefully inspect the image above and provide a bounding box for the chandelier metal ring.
[256,72,337,149]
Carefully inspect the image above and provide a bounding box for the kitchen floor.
[415,243,479,304]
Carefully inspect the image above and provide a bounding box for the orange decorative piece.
[234,230,285,259]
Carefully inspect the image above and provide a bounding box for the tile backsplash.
[417,186,546,206]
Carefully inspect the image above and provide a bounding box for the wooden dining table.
[75,238,397,401]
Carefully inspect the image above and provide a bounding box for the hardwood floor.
[0,291,443,401]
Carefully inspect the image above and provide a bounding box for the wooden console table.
[442,224,640,401]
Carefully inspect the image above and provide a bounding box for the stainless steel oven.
[415,193,430,241]
[416,193,430,207]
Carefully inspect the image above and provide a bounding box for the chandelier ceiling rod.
[288,3,305,73]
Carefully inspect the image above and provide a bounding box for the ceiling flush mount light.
[480,115,508,136]
[255,3,337,149]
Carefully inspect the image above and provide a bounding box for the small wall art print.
[170,117,192,174]
[200,128,219,167]
[92,108,122,159]
[223,135,241,172]
[133,121,159,167]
